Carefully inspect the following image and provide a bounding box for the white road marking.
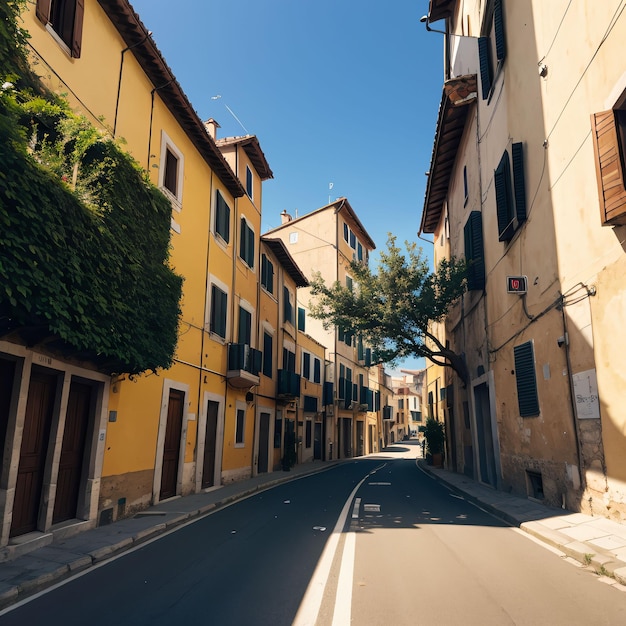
[363,504,380,512]
[352,498,361,519]
[332,530,356,626]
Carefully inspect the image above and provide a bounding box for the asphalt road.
[1,444,625,625]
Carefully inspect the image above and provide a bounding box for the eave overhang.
[98,0,245,198]
[420,74,477,235]
[216,135,274,181]
[428,0,458,24]
[261,237,309,287]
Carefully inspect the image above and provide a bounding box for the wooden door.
[160,389,184,500]
[257,412,270,474]
[201,400,219,489]
[11,370,56,537]
[53,381,91,524]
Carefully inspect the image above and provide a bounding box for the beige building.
[420,0,626,517]
[265,199,377,460]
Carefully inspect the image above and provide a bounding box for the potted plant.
[424,417,445,467]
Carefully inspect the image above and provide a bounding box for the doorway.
[160,388,184,500]
[474,383,497,487]
[258,412,270,474]
[201,400,219,488]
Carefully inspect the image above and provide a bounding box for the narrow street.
[1,445,625,625]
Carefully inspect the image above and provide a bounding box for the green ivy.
[0,2,183,375]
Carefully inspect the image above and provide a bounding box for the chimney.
[204,118,220,140]
[281,209,293,224]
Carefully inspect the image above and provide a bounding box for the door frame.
[153,379,190,503]
[194,391,225,491]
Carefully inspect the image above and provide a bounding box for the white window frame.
[158,130,184,213]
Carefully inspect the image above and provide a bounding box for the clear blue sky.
[129,0,444,374]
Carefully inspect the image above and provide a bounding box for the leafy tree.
[309,235,469,385]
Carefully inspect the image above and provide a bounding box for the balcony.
[277,369,301,400]
[227,343,262,388]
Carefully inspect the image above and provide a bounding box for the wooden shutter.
[512,142,527,223]
[71,0,85,58]
[211,286,227,338]
[464,211,485,291]
[238,306,251,345]
[495,150,515,241]
[494,0,506,61]
[313,358,321,383]
[591,110,626,226]
[297,307,305,331]
[216,192,230,242]
[36,0,52,24]
[514,341,540,417]
[478,38,492,100]
[263,332,273,377]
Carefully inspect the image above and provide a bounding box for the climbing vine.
[0,1,183,374]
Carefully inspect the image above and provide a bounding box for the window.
[239,217,255,268]
[478,0,506,100]
[313,358,321,383]
[282,347,296,372]
[158,132,184,207]
[238,305,252,346]
[297,307,306,331]
[338,325,353,347]
[349,230,356,249]
[357,243,363,262]
[346,276,353,291]
[36,0,85,58]
[398,398,404,409]
[246,166,253,200]
[262,331,273,378]
[261,254,274,294]
[302,352,311,380]
[591,96,626,226]
[514,341,540,417]
[235,407,246,445]
[215,190,230,243]
[343,223,349,243]
[210,284,228,339]
[494,143,526,242]
[464,211,485,291]
[283,286,294,325]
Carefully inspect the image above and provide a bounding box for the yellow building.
[265,199,376,460]
[421,0,626,518]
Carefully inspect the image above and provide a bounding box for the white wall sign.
[572,369,600,420]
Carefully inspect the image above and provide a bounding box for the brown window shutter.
[591,110,626,226]
[35,0,52,24]
[72,0,85,58]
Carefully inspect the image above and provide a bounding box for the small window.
[262,331,273,378]
[283,287,294,325]
[210,284,228,339]
[297,307,306,331]
[158,132,184,206]
[343,223,349,243]
[349,231,356,249]
[357,242,363,262]
[164,149,178,196]
[494,143,526,242]
[591,98,626,226]
[282,347,296,372]
[478,0,506,100]
[514,341,540,417]
[313,358,321,384]
[464,211,485,291]
[239,217,255,268]
[302,352,311,380]
[215,190,230,243]
[235,407,246,445]
[261,254,274,294]
[36,0,85,58]
[246,166,253,200]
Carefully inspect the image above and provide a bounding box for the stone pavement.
[2,449,626,610]
[419,460,626,588]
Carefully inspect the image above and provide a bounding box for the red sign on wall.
[507,276,528,294]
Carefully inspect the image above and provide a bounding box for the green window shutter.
[478,37,492,100]
[346,276,353,291]
[238,306,251,345]
[357,337,364,361]
[240,218,254,267]
[512,142,527,224]
[464,211,485,291]
[494,0,506,61]
[365,348,372,367]
[514,341,540,417]
[495,150,515,241]
[211,285,227,338]
[303,353,311,379]
[313,358,321,383]
[216,191,230,242]
[263,332,273,377]
[297,307,306,331]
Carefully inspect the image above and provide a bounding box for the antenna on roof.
[210,94,249,134]
[328,182,334,204]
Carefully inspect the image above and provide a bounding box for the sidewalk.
[418,460,626,588]
[0,460,337,609]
